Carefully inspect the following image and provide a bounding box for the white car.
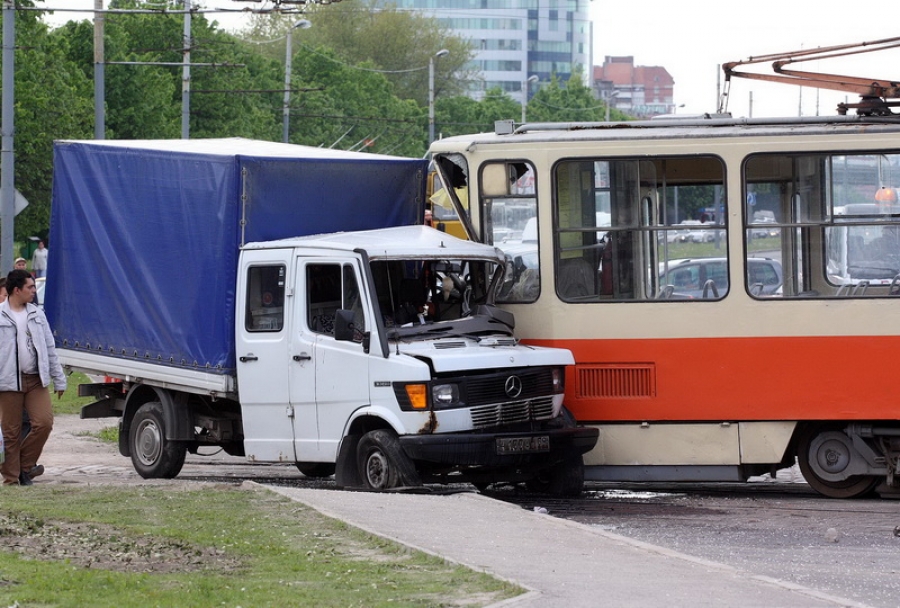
[35,277,45,309]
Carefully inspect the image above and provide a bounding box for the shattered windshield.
[369,258,510,338]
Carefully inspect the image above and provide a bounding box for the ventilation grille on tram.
[576,364,656,399]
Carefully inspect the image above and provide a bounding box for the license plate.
[496,435,550,455]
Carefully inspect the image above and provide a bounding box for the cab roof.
[244,225,504,261]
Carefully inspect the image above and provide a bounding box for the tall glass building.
[390,0,593,105]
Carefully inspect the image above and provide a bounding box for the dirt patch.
[0,511,243,574]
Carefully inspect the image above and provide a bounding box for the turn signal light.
[404,384,429,409]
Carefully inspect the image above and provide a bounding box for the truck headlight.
[432,383,460,408]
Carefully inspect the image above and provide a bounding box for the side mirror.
[333,309,356,342]
[334,309,370,353]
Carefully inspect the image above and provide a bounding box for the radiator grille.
[576,364,655,399]
[469,397,555,429]
[465,368,555,405]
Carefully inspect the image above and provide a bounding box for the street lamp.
[605,90,620,122]
[521,75,538,123]
[283,19,312,144]
[428,49,450,146]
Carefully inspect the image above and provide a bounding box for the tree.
[526,68,630,124]
[436,88,521,139]
[2,5,94,240]
[290,47,424,156]
[240,3,476,106]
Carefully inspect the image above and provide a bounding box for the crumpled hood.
[394,335,574,373]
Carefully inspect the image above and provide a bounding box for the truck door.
[236,256,300,462]
[293,258,371,461]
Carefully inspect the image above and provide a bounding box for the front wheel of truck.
[130,401,187,479]
[357,430,421,490]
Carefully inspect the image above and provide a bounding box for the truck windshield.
[369,258,503,330]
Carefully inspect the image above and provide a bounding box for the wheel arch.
[120,385,193,457]
[334,413,399,488]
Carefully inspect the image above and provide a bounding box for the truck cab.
[234,226,597,493]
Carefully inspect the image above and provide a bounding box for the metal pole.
[282,20,310,144]
[1,1,15,273]
[428,56,435,145]
[428,49,449,146]
[605,90,619,122]
[181,0,191,139]
[94,0,105,139]
[521,75,537,123]
[282,28,293,143]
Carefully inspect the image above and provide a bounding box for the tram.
[428,114,900,498]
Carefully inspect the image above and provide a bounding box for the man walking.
[31,241,48,279]
[0,269,66,485]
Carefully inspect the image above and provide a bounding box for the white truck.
[47,139,597,494]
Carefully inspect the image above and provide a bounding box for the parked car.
[35,276,45,309]
[658,257,782,299]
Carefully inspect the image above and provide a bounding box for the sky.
[591,1,900,118]
[49,1,900,119]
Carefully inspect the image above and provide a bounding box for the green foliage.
[3,8,94,240]
[436,88,522,137]
[0,486,521,607]
[244,2,476,106]
[53,372,96,415]
[526,68,629,124]
[1,0,633,237]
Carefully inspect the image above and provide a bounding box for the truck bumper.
[399,426,599,467]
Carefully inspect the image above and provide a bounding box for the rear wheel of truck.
[356,430,420,490]
[525,455,585,497]
[130,401,187,479]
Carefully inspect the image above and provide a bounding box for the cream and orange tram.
[429,115,900,498]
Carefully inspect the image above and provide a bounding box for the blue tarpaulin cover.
[46,138,426,375]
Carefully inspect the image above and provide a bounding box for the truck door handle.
[293,353,312,361]
[239,354,258,362]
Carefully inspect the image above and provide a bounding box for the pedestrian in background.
[13,257,26,272]
[0,269,66,485]
[31,241,48,279]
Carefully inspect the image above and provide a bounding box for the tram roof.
[430,115,900,148]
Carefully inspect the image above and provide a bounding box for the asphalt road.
[488,480,900,608]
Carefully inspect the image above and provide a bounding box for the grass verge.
[0,485,521,607]
[54,371,97,415]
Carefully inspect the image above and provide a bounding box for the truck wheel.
[356,430,420,490]
[526,455,585,497]
[296,463,336,478]
[129,401,187,479]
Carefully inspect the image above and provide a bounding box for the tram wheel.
[796,425,879,499]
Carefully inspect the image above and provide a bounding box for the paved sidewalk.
[268,486,872,608]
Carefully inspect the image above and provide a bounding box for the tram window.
[553,156,726,302]
[745,152,900,298]
[480,160,540,303]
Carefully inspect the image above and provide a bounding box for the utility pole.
[182,0,191,139]
[94,0,105,139]
[1,0,15,273]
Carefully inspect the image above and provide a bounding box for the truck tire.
[356,429,421,490]
[129,401,187,479]
[296,463,336,478]
[526,455,585,497]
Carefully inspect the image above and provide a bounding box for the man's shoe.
[28,465,44,478]
[18,472,33,486]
